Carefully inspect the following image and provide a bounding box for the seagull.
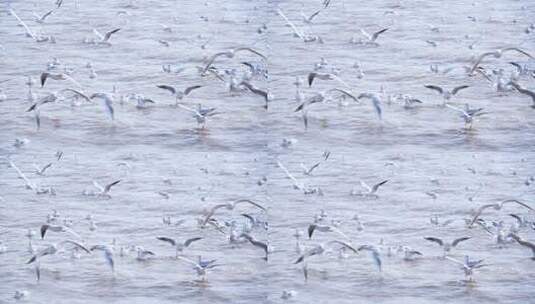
[40,72,81,88]
[10,9,49,42]
[40,224,80,239]
[135,246,155,261]
[27,240,90,264]
[307,72,350,88]
[33,163,52,176]
[307,223,349,240]
[240,81,269,109]
[176,103,220,129]
[201,47,266,74]
[294,240,357,264]
[468,199,533,228]
[424,236,472,257]
[9,160,38,191]
[201,199,266,226]
[357,93,383,120]
[241,233,269,260]
[510,82,535,108]
[90,245,115,273]
[446,255,488,281]
[301,0,330,23]
[402,246,423,261]
[27,89,91,112]
[509,233,535,259]
[177,256,219,281]
[445,104,487,129]
[424,85,470,104]
[294,88,358,112]
[300,162,320,176]
[277,8,319,42]
[92,179,121,198]
[90,93,116,120]
[359,28,389,45]
[359,179,388,197]
[156,236,203,258]
[469,47,534,75]
[33,9,55,24]
[92,28,121,45]
[357,245,382,272]
[156,84,203,104]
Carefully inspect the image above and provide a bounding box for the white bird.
[307,223,349,240]
[176,103,220,129]
[90,245,115,273]
[201,199,266,226]
[27,88,91,112]
[358,28,389,45]
[468,199,533,228]
[156,84,203,104]
[294,88,359,112]
[510,82,535,108]
[307,72,350,88]
[177,256,219,281]
[469,47,534,75]
[358,245,382,272]
[135,246,155,261]
[446,255,487,281]
[33,9,55,24]
[357,93,383,120]
[445,104,486,129]
[294,240,357,264]
[27,240,90,264]
[359,179,389,196]
[509,233,535,259]
[33,163,52,176]
[92,28,121,45]
[424,85,470,104]
[92,179,121,198]
[40,224,80,239]
[90,93,116,120]
[424,236,472,257]
[40,72,81,88]
[201,47,266,74]
[156,236,203,258]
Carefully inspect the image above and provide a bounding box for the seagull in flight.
[358,245,382,271]
[510,82,535,108]
[307,223,349,240]
[469,47,534,75]
[240,81,269,109]
[445,104,487,129]
[424,236,471,257]
[241,233,269,260]
[294,240,357,264]
[356,28,389,45]
[90,93,116,120]
[357,93,383,120]
[509,233,535,259]
[468,199,533,228]
[92,179,121,198]
[176,103,220,129]
[307,72,350,88]
[177,255,219,281]
[40,224,80,239]
[92,28,121,45]
[294,88,358,112]
[33,9,55,24]
[40,72,81,88]
[90,245,115,273]
[156,236,203,258]
[156,84,203,105]
[201,199,266,227]
[424,85,470,104]
[359,179,389,197]
[201,47,266,74]
[27,240,90,264]
[446,255,488,281]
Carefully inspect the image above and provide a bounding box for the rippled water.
[1,0,535,303]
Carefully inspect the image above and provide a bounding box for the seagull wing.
[103,28,121,42]
[234,199,266,211]
[371,179,388,193]
[451,85,470,95]
[371,28,389,41]
[59,240,91,254]
[184,237,203,247]
[424,85,444,94]
[234,47,267,60]
[104,180,121,193]
[156,85,177,95]
[452,236,471,247]
[502,47,534,59]
[156,237,177,246]
[424,237,444,246]
[184,85,203,95]
[502,199,533,211]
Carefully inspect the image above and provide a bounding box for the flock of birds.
[1,0,535,302]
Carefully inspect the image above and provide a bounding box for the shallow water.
[1,0,535,303]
